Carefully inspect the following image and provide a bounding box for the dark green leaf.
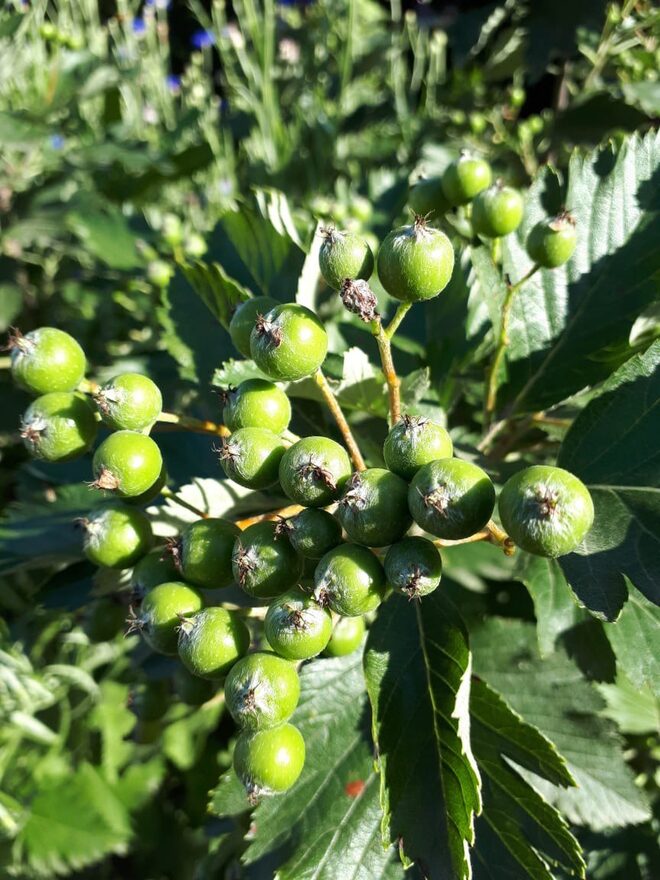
[517,556,583,656]
[179,260,250,329]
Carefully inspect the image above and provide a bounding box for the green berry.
[9,327,86,395]
[383,414,453,480]
[131,548,179,597]
[225,651,300,730]
[127,463,167,506]
[232,521,302,600]
[408,176,450,219]
[82,504,153,569]
[526,212,577,268]
[377,218,454,303]
[92,431,163,498]
[441,153,493,206]
[233,722,305,798]
[130,680,170,722]
[337,468,411,547]
[314,544,386,617]
[169,518,240,590]
[472,183,524,238]
[279,436,352,507]
[384,536,442,599]
[222,379,291,434]
[174,666,217,705]
[318,228,374,290]
[161,213,183,247]
[498,465,594,558]
[20,392,98,462]
[95,373,162,431]
[265,590,333,660]
[147,259,173,288]
[83,596,127,642]
[218,427,285,489]
[183,233,207,258]
[408,458,496,540]
[178,607,250,679]
[229,297,279,357]
[323,615,366,657]
[250,304,328,381]
[130,581,203,655]
[286,508,342,559]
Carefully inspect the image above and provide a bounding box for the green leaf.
[0,284,22,331]
[162,700,224,771]
[597,673,660,736]
[364,592,481,880]
[179,260,250,329]
[499,130,660,414]
[88,682,135,781]
[557,339,660,617]
[66,204,143,270]
[601,583,660,694]
[517,556,583,656]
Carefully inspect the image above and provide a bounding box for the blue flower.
[50,134,65,150]
[132,17,147,35]
[191,29,215,49]
[166,74,181,93]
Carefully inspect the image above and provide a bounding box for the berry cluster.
[8,155,591,801]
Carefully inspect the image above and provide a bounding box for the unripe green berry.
[279,436,352,507]
[183,233,207,258]
[233,722,305,798]
[161,213,183,247]
[337,468,411,547]
[323,615,366,657]
[225,651,300,730]
[384,536,442,600]
[383,414,453,480]
[314,544,386,617]
[95,373,162,431]
[174,666,217,705]
[377,218,454,303]
[229,297,279,358]
[408,176,451,220]
[218,428,285,489]
[222,379,291,434]
[250,304,328,381]
[83,596,127,642]
[129,580,203,655]
[177,607,250,679]
[498,465,594,558]
[82,504,153,569]
[170,518,240,590]
[232,521,302,600]
[265,590,333,660]
[9,327,86,395]
[20,392,98,462]
[92,431,163,498]
[472,183,524,238]
[441,153,493,206]
[147,259,174,288]
[131,548,179,597]
[127,463,167,506]
[318,228,374,290]
[526,212,577,268]
[286,508,342,559]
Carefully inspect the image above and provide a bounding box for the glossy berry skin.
[232,521,302,600]
[219,428,285,489]
[279,436,352,507]
[441,154,493,206]
[175,518,240,590]
[384,536,442,599]
[409,176,450,219]
[409,458,496,540]
[133,581,203,655]
[472,184,524,238]
[95,373,162,431]
[20,392,97,462]
[377,219,454,303]
[383,415,453,480]
[131,548,179,597]
[225,651,300,730]
[92,431,163,498]
[177,607,250,680]
[314,544,386,617]
[287,508,342,559]
[233,722,305,797]
[319,229,374,290]
[265,590,333,660]
[222,379,291,434]
[229,296,279,357]
[526,213,577,268]
[498,465,594,558]
[127,464,167,506]
[250,304,328,381]
[9,327,86,395]
[337,469,411,547]
[82,504,153,569]
[323,615,366,657]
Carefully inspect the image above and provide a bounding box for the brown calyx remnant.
[339,279,379,323]
[339,472,368,511]
[90,467,120,492]
[401,565,424,602]
[233,543,257,587]
[3,327,32,354]
[550,209,576,231]
[299,457,337,490]
[163,536,183,572]
[534,486,560,518]
[254,313,283,348]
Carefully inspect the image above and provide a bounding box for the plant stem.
[160,487,209,519]
[314,368,366,471]
[371,303,411,426]
[233,503,304,530]
[0,356,11,370]
[435,520,515,556]
[156,411,231,437]
[385,302,411,339]
[483,264,539,426]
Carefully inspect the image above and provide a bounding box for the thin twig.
[371,302,411,425]
[434,520,515,556]
[160,487,209,519]
[233,503,304,530]
[314,368,366,471]
[156,411,230,437]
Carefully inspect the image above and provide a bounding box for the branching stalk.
[160,487,209,519]
[371,302,411,425]
[435,520,515,556]
[156,411,231,437]
[233,503,304,531]
[314,369,366,471]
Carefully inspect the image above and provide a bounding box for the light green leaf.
[597,673,660,735]
[602,583,660,694]
[517,556,583,656]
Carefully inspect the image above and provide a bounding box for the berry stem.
[371,303,411,425]
[160,487,209,519]
[384,302,411,340]
[233,503,304,530]
[483,264,539,427]
[434,520,515,556]
[313,368,366,471]
[156,411,231,437]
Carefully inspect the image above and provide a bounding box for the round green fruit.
[377,218,454,303]
[218,428,285,489]
[498,465,594,557]
[384,536,442,600]
[286,508,342,559]
[229,297,279,358]
[222,379,291,434]
[83,596,127,642]
[174,666,217,705]
[319,228,374,290]
[250,304,328,381]
[314,544,386,617]
[279,436,352,507]
[171,518,240,590]
[323,615,366,657]
[233,722,305,798]
[408,176,450,219]
[441,153,493,206]
[472,183,524,238]
[131,581,203,655]
[526,212,577,268]
[225,651,300,730]
[264,590,333,660]
[337,468,411,547]
[131,548,179,597]
[408,458,496,540]
[95,373,162,431]
[92,431,163,498]
[20,392,97,462]
[232,521,302,600]
[147,260,173,288]
[126,463,167,506]
[82,504,153,569]
[383,414,453,480]
[9,327,86,395]
[178,607,250,680]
